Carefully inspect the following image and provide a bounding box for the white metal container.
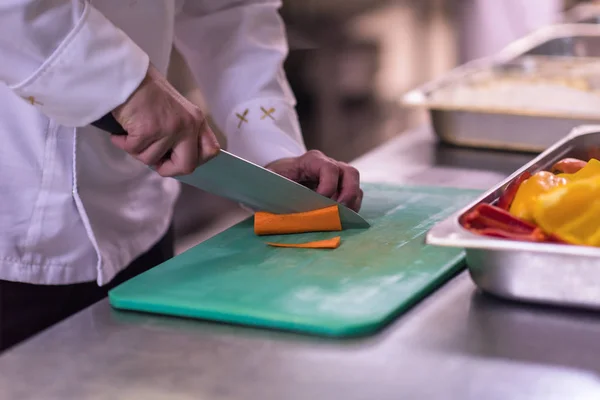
[403,24,600,152]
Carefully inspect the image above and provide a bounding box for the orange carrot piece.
[254,205,342,236]
[266,236,341,249]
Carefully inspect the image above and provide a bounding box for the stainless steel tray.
[563,3,600,25]
[402,24,600,152]
[426,124,600,310]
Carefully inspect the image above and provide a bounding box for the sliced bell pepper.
[551,158,587,174]
[496,171,531,210]
[533,176,600,246]
[509,171,568,222]
[462,158,600,245]
[557,158,600,182]
[472,227,547,242]
[463,203,565,243]
[464,204,538,235]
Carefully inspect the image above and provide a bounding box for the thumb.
[199,131,221,162]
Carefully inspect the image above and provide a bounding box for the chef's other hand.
[110,64,220,176]
[266,150,363,212]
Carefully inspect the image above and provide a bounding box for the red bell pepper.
[496,171,531,211]
[462,203,564,244]
[551,158,587,174]
[471,227,547,242]
[463,203,537,233]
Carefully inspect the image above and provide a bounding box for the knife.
[91,114,370,229]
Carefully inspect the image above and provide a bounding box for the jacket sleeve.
[174,0,307,167]
[0,0,149,127]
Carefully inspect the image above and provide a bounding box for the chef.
[0,0,363,350]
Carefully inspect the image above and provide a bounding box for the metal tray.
[563,3,600,25]
[426,124,600,310]
[402,24,600,152]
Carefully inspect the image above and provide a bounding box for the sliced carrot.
[266,236,341,249]
[254,205,342,236]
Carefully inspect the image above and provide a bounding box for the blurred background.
[169,0,594,253]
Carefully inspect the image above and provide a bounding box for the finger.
[109,131,156,156]
[155,134,198,176]
[350,189,364,212]
[315,161,340,198]
[136,136,174,166]
[110,133,166,164]
[298,151,340,198]
[198,122,221,164]
[336,164,361,208]
[111,119,158,154]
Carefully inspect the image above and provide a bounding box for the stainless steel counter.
[3,126,600,399]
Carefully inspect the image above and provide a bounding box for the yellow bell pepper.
[533,176,600,246]
[509,171,567,222]
[557,158,600,182]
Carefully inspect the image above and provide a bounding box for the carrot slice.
[266,236,341,249]
[254,205,342,236]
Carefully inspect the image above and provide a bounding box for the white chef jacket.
[0,0,306,285]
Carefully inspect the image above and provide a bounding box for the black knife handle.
[91,113,127,136]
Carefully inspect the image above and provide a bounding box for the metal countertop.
[2,126,600,400]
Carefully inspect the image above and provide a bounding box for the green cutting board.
[109,183,479,337]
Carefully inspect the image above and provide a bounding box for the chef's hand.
[266,150,363,212]
[110,65,220,176]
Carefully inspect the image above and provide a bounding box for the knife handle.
[91,113,127,136]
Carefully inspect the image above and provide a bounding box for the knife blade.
[177,150,369,228]
[91,114,370,229]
